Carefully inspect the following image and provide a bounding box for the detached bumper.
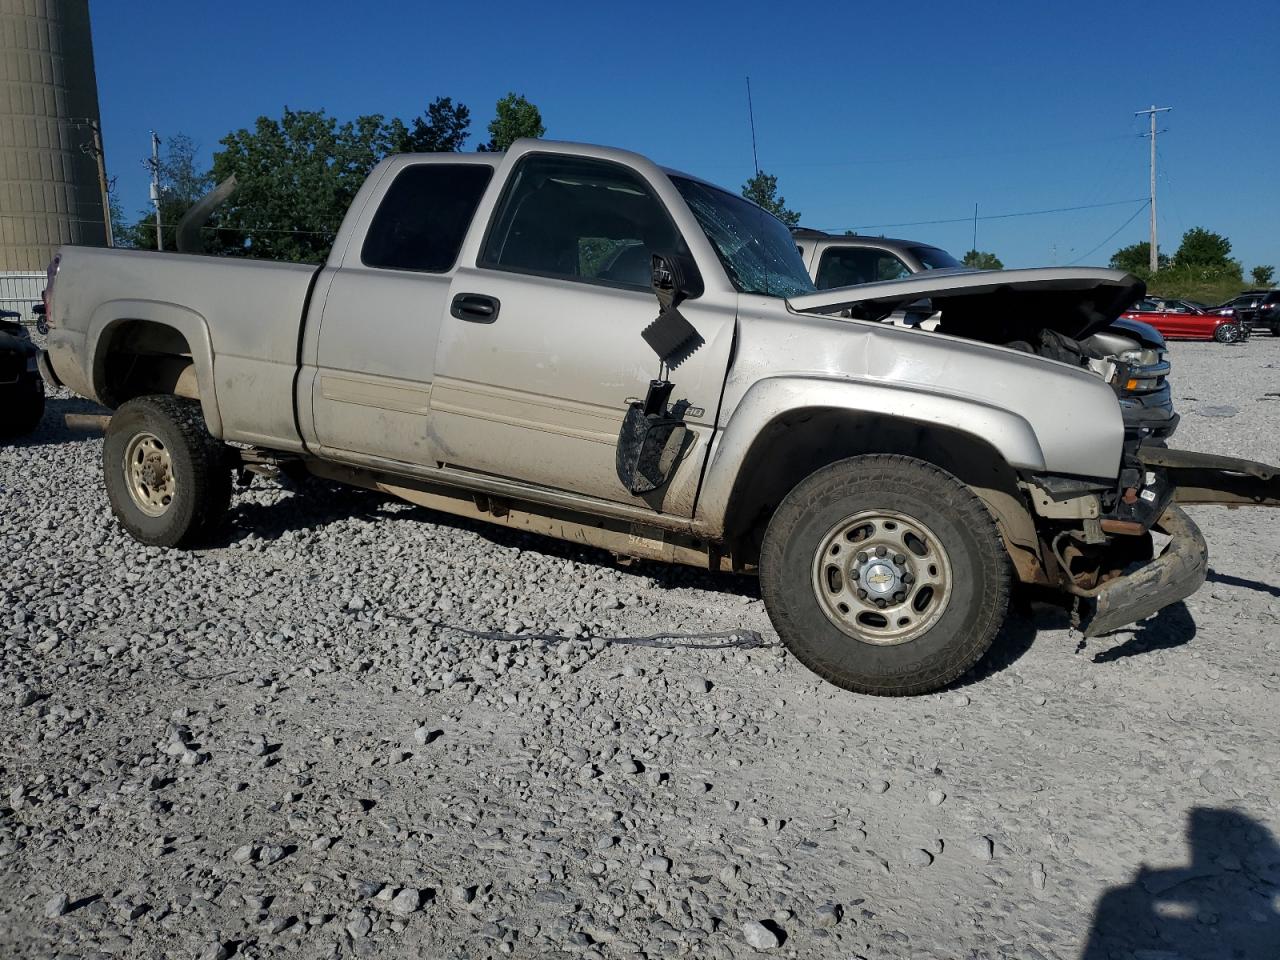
[1080,505,1207,638]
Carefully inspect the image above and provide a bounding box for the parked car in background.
[1121,297,1247,343]
[0,309,45,438]
[793,230,1178,440]
[1211,291,1280,335]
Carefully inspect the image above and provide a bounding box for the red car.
[1120,297,1247,343]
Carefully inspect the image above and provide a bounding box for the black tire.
[103,395,231,547]
[759,454,1010,696]
[1213,323,1242,344]
[1270,322,1280,337]
[0,374,44,438]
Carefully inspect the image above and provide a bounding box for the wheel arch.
[700,379,1047,580]
[88,300,222,437]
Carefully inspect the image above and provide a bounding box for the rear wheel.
[1213,323,1242,344]
[759,455,1010,695]
[103,395,231,547]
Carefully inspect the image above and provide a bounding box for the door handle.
[450,293,500,323]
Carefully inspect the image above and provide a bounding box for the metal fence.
[0,272,45,324]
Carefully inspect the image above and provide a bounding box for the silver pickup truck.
[39,139,1280,696]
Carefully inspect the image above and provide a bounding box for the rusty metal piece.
[1100,518,1146,535]
[64,413,111,433]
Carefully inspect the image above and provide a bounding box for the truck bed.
[47,247,318,448]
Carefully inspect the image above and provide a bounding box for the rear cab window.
[361,164,494,272]
[815,247,912,289]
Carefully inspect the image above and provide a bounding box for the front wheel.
[1213,323,1242,344]
[759,455,1010,695]
[103,395,232,547]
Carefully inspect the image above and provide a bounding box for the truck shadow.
[1090,602,1196,663]
[215,483,1198,682]
[1205,568,1280,598]
[1078,806,1280,959]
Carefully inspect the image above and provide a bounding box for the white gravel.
[2,339,1279,959]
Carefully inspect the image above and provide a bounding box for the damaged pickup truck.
[38,139,1280,695]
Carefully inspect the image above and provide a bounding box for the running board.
[1137,446,1280,508]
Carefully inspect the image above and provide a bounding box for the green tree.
[962,249,1004,270]
[397,96,471,152]
[127,134,215,252]
[741,171,800,226]
[1250,264,1275,287]
[1109,241,1168,274]
[1173,227,1232,268]
[481,93,545,152]
[211,108,404,262]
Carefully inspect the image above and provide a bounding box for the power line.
[814,197,1148,233]
[1069,200,1150,265]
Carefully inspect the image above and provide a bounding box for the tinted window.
[909,246,961,270]
[671,178,814,298]
[815,248,912,289]
[480,154,680,290]
[361,164,493,272]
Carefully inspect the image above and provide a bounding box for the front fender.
[695,376,1046,533]
[86,299,223,438]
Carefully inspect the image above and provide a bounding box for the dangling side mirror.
[650,251,703,311]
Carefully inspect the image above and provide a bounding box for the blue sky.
[92,0,1279,271]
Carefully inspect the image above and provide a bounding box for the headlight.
[1118,347,1162,366]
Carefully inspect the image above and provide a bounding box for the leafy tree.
[397,96,471,153]
[481,93,545,152]
[127,134,215,252]
[1250,264,1275,287]
[962,249,1003,270]
[741,171,800,227]
[211,108,404,262]
[1173,227,1232,268]
[1110,241,1168,274]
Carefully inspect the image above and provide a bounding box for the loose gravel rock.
[2,341,1280,958]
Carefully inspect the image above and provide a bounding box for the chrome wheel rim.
[1220,325,1240,342]
[811,509,954,646]
[123,432,176,517]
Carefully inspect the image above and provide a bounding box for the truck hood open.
[787,267,1145,342]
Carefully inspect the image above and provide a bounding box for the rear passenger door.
[814,246,912,289]
[305,158,496,463]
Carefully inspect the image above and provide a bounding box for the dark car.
[0,309,45,438]
[1212,291,1280,335]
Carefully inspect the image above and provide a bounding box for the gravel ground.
[2,338,1279,960]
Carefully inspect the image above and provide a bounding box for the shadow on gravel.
[955,600,1045,688]
[8,397,110,448]
[215,481,389,546]
[1206,567,1280,598]
[218,478,763,598]
[1079,807,1280,960]
[1091,602,1196,663]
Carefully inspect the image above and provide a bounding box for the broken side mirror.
[615,380,689,495]
[650,251,703,311]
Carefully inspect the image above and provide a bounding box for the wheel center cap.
[862,561,900,596]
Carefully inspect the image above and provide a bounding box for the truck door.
[431,151,737,513]
[304,158,496,463]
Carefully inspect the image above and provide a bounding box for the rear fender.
[87,300,222,437]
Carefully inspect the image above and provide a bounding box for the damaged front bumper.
[1076,505,1208,638]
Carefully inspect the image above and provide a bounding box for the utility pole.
[1135,104,1172,272]
[88,119,113,248]
[971,202,978,253]
[150,132,163,251]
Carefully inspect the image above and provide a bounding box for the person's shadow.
[1080,807,1280,959]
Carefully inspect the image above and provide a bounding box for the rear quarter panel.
[50,247,316,447]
